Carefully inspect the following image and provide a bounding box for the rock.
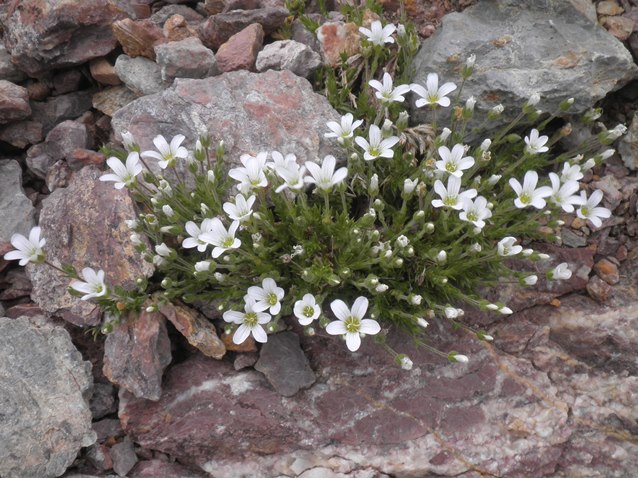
[28,166,154,325]
[163,14,200,42]
[256,40,322,78]
[618,110,638,170]
[593,257,620,284]
[198,7,288,50]
[0,160,35,242]
[86,443,114,471]
[410,0,638,129]
[130,459,208,478]
[154,37,219,82]
[0,80,31,123]
[223,0,261,11]
[590,175,623,212]
[222,332,258,352]
[560,227,587,248]
[110,438,138,477]
[111,70,344,178]
[93,418,125,442]
[0,316,96,478]
[0,267,31,301]
[45,120,88,162]
[597,0,624,15]
[254,331,316,396]
[1,0,125,77]
[570,0,598,23]
[587,274,612,303]
[216,23,264,72]
[316,22,361,67]
[92,86,139,117]
[603,15,635,41]
[203,0,226,15]
[103,308,172,401]
[26,143,56,179]
[68,149,107,170]
[0,120,44,148]
[90,382,117,420]
[27,80,51,100]
[160,302,226,359]
[52,69,84,95]
[234,352,259,370]
[114,55,165,96]
[150,4,204,25]
[90,58,121,86]
[0,43,26,83]
[30,89,94,135]
[111,18,166,60]
[291,18,321,53]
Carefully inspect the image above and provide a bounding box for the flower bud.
[488,104,504,120]
[526,92,541,107]
[195,261,211,272]
[409,294,422,305]
[439,127,451,141]
[559,97,574,111]
[465,96,476,112]
[398,354,413,370]
[436,250,447,263]
[425,222,435,233]
[416,317,429,328]
[162,204,174,217]
[403,178,418,195]
[479,138,492,152]
[522,275,538,285]
[449,352,469,363]
[369,173,379,194]
[397,111,409,130]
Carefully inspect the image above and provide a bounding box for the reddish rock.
[52,69,83,95]
[597,0,624,15]
[223,0,261,11]
[26,80,51,101]
[89,58,121,86]
[316,22,362,67]
[112,18,166,60]
[68,149,107,170]
[0,80,31,124]
[203,0,226,15]
[45,120,88,162]
[0,120,43,149]
[3,302,44,319]
[198,7,288,50]
[130,459,208,477]
[103,308,172,401]
[604,15,635,41]
[1,0,125,77]
[163,14,199,42]
[587,274,612,303]
[593,257,620,284]
[45,160,73,192]
[215,23,264,72]
[221,331,257,352]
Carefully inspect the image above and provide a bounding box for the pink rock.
[112,18,166,60]
[215,23,264,72]
[44,119,88,162]
[0,80,31,124]
[1,0,125,77]
[130,459,208,477]
[163,14,199,42]
[0,120,43,148]
[89,58,122,86]
[316,22,362,67]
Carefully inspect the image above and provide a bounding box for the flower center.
[467,211,478,221]
[443,196,458,207]
[368,147,380,157]
[267,293,278,306]
[244,312,258,327]
[520,193,531,204]
[303,306,315,318]
[222,237,235,248]
[344,316,361,333]
[94,284,104,294]
[428,94,439,103]
[445,162,457,172]
[581,207,589,216]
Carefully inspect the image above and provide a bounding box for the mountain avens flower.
[223,296,271,344]
[229,153,269,194]
[326,297,381,352]
[459,196,492,230]
[182,218,216,252]
[71,267,108,300]
[99,152,143,189]
[410,73,457,108]
[294,293,321,326]
[548,173,583,213]
[4,226,46,266]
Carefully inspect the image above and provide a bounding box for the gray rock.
[254,331,315,396]
[30,90,95,135]
[114,55,165,96]
[410,0,638,129]
[28,166,154,325]
[154,37,219,82]
[89,382,117,419]
[560,228,587,248]
[45,120,88,162]
[92,418,125,442]
[26,143,56,179]
[111,70,344,179]
[0,120,44,148]
[291,18,321,53]
[92,86,139,117]
[618,110,638,170]
[130,460,208,478]
[0,80,31,123]
[150,4,205,25]
[0,316,96,478]
[0,43,26,83]
[256,40,322,78]
[110,438,138,477]
[0,160,35,243]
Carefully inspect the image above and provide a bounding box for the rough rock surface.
[0,160,35,243]
[0,316,96,478]
[216,23,264,72]
[130,459,208,478]
[0,80,31,123]
[114,55,165,96]
[28,166,154,325]
[1,0,125,76]
[256,39,323,78]
[30,89,94,135]
[111,70,344,173]
[410,0,638,127]
[111,18,166,61]
[254,331,316,396]
[0,43,26,83]
[154,37,219,81]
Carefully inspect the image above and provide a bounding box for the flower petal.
[330,299,350,321]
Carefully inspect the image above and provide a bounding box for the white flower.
[99,152,143,189]
[395,235,409,248]
[194,261,211,272]
[509,171,553,209]
[182,218,216,252]
[438,127,451,141]
[560,162,583,182]
[465,96,476,111]
[410,73,457,108]
[304,155,348,191]
[606,124,627,140]
[207,170,215,183]
[267,150,296,170]
[470,243,482,253]
[550,263,572,280]
[223,194,256,222]
[409,294,422,305]
[355,124,399,161]
[155,243,171,257]
[403,178,419,194]
[359,20,396,46]
[229,152,269,194]
[375,283,389,293]
[275,161,307,193]
[70,267,108,300]
[247,278,285,315]
[436,250,447,263]
[399,355,413,370]
[416,317,429,328]
[325,113,363,140]
[121,131,136,151]
[4,226,46,266]
[576,190,611,228]
[432,175,477,210]
[524,129,549,155]
[459,196,492,230]
[526,92,541,107]
[466,54,476,69]
[200,219,241,258]
[141,134,188,169]
[523,275,538,285]
[162,205,174,217]
[326,297,381,352]
[444,307,460,319]
[294,293,321,326]
[581,158,596,171]
[223,297,271,344]
[497,237,522,256]
[548,173,583,213]
[435,144,475,177]
[369,72,411,104]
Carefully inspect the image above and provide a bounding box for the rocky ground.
[1,0,638,477]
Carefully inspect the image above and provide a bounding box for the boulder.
[30,89,94,135]
[410,0,638,128]
[0,160,35,243]
[0,316,96,478]
[0,80,31,123]
[0,43,26,83]
[1,0,125,76]
[154,37,219,81]
[111,18,166,61]
[256,39,322,78]
[44,119,88,162]
[114,55,166,96]
[0,120,43,148]
[215,23,264,72]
